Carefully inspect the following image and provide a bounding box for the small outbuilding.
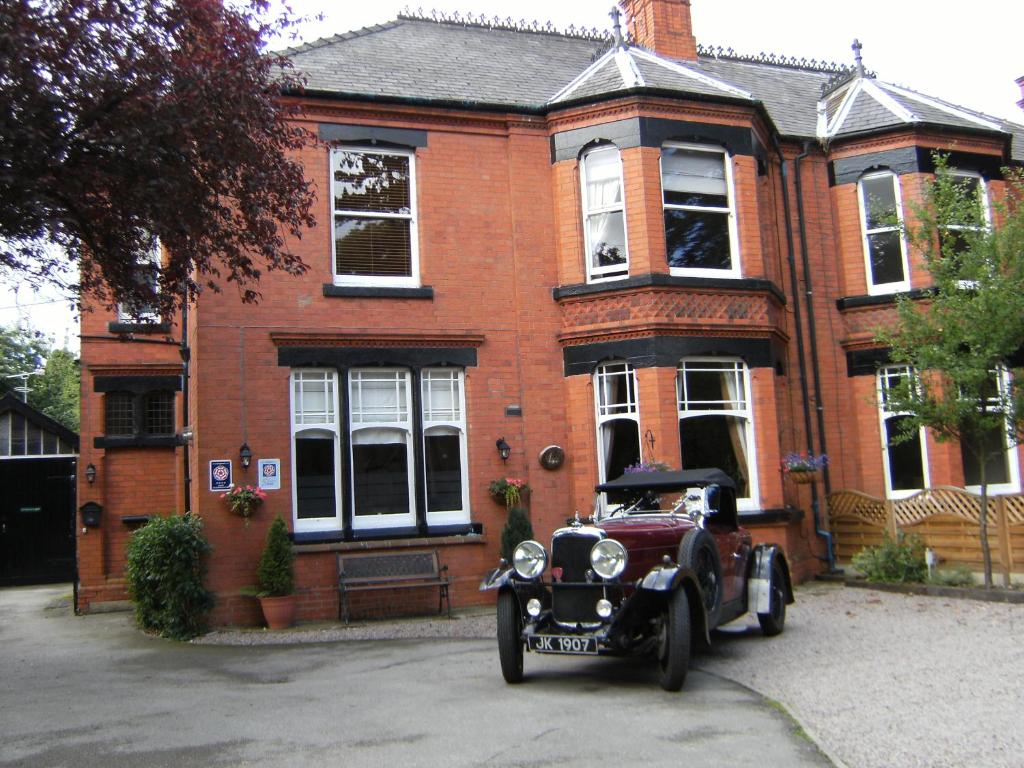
[0,393,79,585]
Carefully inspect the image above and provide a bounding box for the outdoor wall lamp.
[496,437,511,462]
[85,463,97,485]
[239,442,252,470]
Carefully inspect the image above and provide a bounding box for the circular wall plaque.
[538,445,565,470]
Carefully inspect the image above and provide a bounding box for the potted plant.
[781,452,829,484]
[488,477,529,508]
[221,484,267,525]
[254,515,296,629]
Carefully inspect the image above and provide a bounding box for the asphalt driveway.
[0,585,831,768]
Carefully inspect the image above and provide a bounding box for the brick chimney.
[619,0,698,62]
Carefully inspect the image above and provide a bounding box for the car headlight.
[590,538,627,580]
[512,540,547,579]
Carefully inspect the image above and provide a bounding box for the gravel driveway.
[199,582,1024,768]
[696,582,1024,768]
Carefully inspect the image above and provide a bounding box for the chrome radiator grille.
[551,531,602,624]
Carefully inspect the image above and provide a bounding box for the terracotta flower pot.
[258,594,296,629]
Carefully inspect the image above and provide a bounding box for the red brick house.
[77,0,1024,623]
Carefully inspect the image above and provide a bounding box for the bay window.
[677,359,758,508]
[877,366,928,497]
[581,146,629,281]
[960,367,1019,494]
[661,144,739,277]
[858,172,909,294]
[594,362,641,505]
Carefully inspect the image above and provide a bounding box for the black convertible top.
[595,468,736,493]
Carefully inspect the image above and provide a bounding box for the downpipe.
[777,138,839,573]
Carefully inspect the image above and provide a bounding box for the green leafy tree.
[876,157,1024,588]
[33,349,81,431]
[0,326,48,394]
[0,325,80,431]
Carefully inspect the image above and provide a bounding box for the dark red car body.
[481,469,793,691]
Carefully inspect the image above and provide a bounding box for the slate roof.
[286,15,1024,160]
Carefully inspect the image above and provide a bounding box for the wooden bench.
[337,550,451,623]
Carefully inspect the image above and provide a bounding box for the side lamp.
[496,437,511,462]
[85,463,97,485]
[239,442,252,470]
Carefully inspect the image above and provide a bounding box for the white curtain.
[721,370,749,484]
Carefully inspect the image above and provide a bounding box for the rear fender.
[747,545,794,614]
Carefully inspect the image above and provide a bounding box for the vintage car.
[480,469,794,691]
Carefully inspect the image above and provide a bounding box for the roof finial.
[852,39,865,77]
[609,5,624,49]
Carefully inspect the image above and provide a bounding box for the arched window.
[581,145,629,282]
[594,361,641,501]
[877,366,928,497]
[677,359,758,508]
[858,171,909,294]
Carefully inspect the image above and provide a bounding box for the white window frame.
[962,366,1020,495]
[290,369,343,533]
[421,368,470,527]
[330,146,420,288]
[943,170,991,289]
[677,358,759,510]
[660,143,741,279]
[580,145,629,283]
[876,365,930,498]
[858,171,910,295]
[348,368,416,530]
[593,361,641,489]
[117,238,162,322]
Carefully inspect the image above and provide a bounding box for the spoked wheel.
[497,590,524,683]
[757,559,787,637]
[657,587,692,692]
[678,529,722,627]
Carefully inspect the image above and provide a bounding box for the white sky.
[6,0,1022,358]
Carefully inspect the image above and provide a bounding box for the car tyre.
[497,590,524,683]
[678,528,722,628]
[757,559,787,637]
[657,586,691,691]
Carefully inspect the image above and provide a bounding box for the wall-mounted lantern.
[239,442,252,470]
[496,437,511,463]
[84,463,97,485]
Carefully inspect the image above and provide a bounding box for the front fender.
[635,565,709,645]
[480,567,516,591]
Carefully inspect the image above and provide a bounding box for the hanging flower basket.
[787,470,819,485]
[221,485,267,525]
[781,452,828,485]
[488,477,530,508]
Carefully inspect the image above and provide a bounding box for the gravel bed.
[696,582,1024,768]
[194,609,497,645]
[196,583,1024,768]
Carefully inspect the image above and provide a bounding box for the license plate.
[528,635,598,655]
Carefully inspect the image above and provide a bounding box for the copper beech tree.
[0,0,317,314]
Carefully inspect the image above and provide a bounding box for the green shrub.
[500,507,534,563]
[851,532,927,583]
[929,563,976,587]
[125,514,214,640]
[256,515,294,597]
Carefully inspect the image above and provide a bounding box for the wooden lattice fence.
[827,487,1024,581]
